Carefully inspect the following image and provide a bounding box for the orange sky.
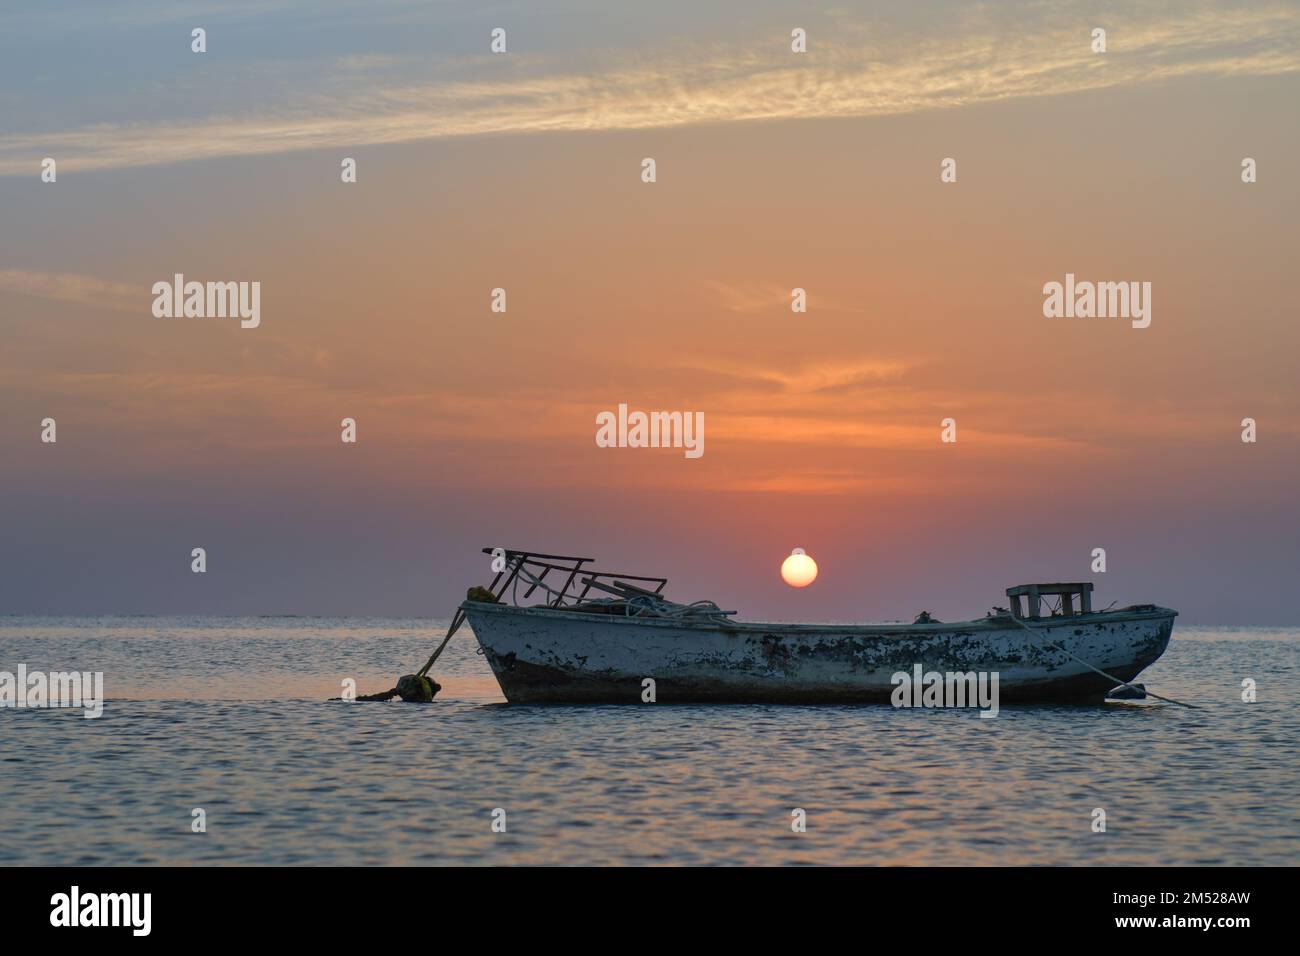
[1,1,1298,621]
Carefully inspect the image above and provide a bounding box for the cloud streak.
[1,3,1295,174]
[0,269,140,312]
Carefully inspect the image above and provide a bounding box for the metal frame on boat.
[436,548,677,648]
[478,548,670,607]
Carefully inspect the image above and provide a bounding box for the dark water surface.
[1,618,1296,865]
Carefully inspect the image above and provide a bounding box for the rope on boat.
[624,595,736,621]
[1006,615,1198,709]
[415,625,460,679]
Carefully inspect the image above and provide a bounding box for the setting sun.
[780,548,819,588]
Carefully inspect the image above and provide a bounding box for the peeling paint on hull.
[463,602,1177,704]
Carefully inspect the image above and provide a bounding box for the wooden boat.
[457,549,1176,704]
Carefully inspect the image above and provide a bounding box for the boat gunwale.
[460,599,1178,635]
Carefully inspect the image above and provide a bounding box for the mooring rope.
[414,627,458,679]
[412,564,559,680]
[1006,614,1197,708]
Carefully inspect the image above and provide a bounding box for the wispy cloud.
[698,280,873,318]
[0,0,440,32]
[676,357,912,395]
[0,269,139,312]
[1,3,1294,174]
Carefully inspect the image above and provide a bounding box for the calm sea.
[1,618,1296,865]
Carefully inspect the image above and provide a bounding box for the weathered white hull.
[463,601,1177,704]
